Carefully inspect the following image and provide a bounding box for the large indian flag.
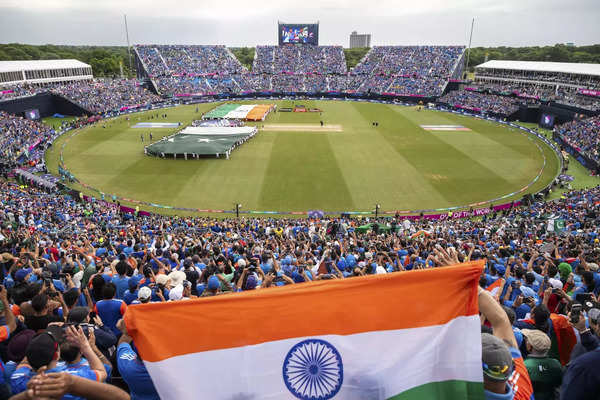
[124,261,485,400]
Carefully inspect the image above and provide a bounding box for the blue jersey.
[117,343,160,400]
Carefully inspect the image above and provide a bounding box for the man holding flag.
[123,256,534,400]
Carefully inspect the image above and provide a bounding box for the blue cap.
[207,276,220,290]
[15,268,32,282]
[245,275,257,290]
[196,283,206,295]
[128,276,140,290]
[520,286,537,299]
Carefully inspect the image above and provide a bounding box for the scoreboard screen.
[24,109,40,120]
[539,113,555,129]
[278,23,319,45]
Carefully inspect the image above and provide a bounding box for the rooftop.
[475,60,600,77]
[0,59,91,74]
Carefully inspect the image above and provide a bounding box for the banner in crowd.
[125,261,485,400]
[578,89,600,98]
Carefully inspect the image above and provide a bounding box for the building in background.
[349,31,371,48]
[0,60,93,86]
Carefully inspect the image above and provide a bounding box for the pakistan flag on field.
[545,214,565,233]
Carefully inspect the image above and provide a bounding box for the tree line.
[0,43,598,76]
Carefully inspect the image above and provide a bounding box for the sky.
[1,0,599,47]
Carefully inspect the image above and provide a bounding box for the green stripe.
[388,380,484,400]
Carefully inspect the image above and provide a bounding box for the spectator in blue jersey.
[115,319,160,400]
[0,286,17,398]
[123,277,140,305]
[59,324,110,395]
[111,261,130,300]
[10,331,65,394]
[93,283,126,337]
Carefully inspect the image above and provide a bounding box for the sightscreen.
[278,23,319,45]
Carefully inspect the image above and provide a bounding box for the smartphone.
[570,304,583,324]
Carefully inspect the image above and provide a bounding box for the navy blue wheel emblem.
[282,339,343,400]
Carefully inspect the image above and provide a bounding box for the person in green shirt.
[522,329,563,400]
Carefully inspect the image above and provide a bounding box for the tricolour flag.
[485,278,504,297]
[125,261,485,400]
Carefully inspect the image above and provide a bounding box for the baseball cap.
[128,276,140,290]
[7,329,35,362]
[15,268,32,282]
[481,333,513,382]
[155,274,169,286]
[168,270,185,287]
[237,259,246,268]
[26,332,59,370]
[519,286,537,299]
[168,284,183,301]
[521,329,551,353]
[138,286,152,301]
[245,275,257,290]
[548,278,563,290]
[207,275,220,291]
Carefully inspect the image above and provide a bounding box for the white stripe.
[224,104,257,119]
[144,315,482,400]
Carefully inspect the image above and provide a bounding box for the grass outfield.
[42,116,77,130]
[45,100,560,215]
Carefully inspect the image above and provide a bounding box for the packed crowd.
[353,46,464,77]
[253,45,347,74]
[557,115,600,163]
[475,68,600,89]
[140,45,465,97]
[0,80,160,115]
[439,90,522,115]
[0,111,56,168]
[135,45,246,78]
[49,79,161,114]
[470,81,600,111]
[0,84,42,102]
[0,167,598,398]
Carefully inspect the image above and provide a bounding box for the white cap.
[169,284,184,301]
[237,259,246,268]
[138,286,152,300]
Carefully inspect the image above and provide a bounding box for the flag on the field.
[125,261,485,400]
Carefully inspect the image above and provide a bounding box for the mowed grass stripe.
[173,130,277,210]
[401,110,547,189]
[330,102,448,210]
[412,112,541,186]
[258,131,355,211]
[383,105,519,206]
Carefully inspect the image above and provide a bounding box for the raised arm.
[478,286,517,348]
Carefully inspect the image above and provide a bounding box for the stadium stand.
[438,90,522,116]
[133,44,465,97]
[556,115,600,163]
[475,60,600,111]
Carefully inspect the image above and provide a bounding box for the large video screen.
[278,23,319,45]
[24,109,40,121]
[539,113,555,129]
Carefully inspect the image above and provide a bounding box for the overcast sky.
[1,0,599,47]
